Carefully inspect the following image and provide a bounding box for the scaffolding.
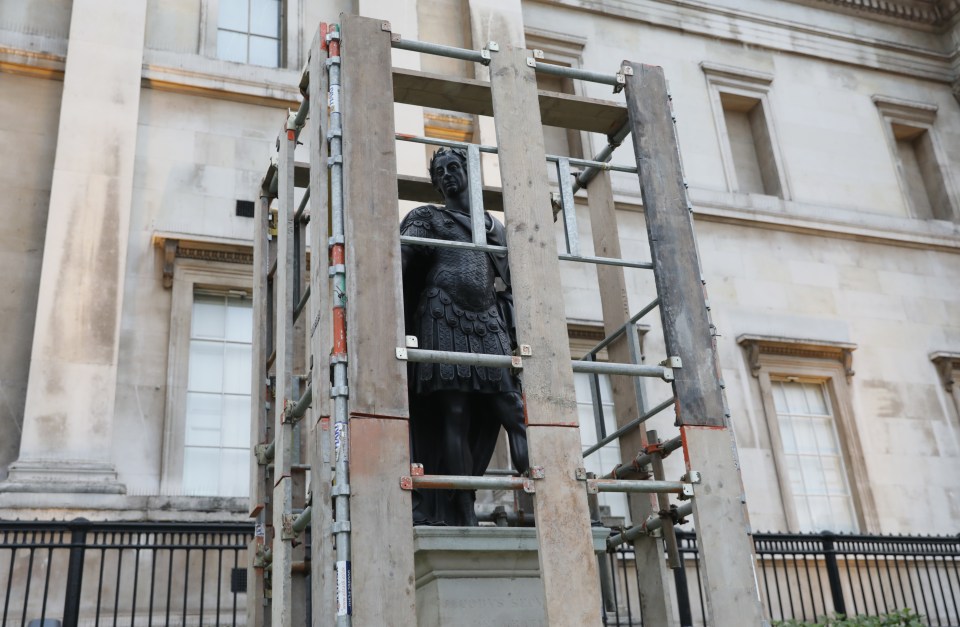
[249,13,766,627]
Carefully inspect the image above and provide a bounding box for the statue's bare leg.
[432,390,478,525]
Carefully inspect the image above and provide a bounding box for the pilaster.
[1,0,148,495]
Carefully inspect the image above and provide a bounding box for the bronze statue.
[401,147,528,526]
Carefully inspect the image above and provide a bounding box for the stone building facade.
[0,0,958,544]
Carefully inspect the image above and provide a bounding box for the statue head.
[429,147,468,200]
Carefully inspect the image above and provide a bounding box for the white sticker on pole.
[336,560,352,616]
[329,85,341,114]
[334,422,347,461]
[254,523,265,539]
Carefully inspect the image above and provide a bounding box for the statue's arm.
[400,205,435,278]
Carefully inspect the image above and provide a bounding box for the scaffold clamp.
[660,356,682,368]
[281,514,297,541]
[405,335,419,348]
[682,470,701,484]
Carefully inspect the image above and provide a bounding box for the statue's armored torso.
[400,205,516,395]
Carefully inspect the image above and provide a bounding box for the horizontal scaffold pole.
[400,473,535,493]
[391,36,491,65]
[588,478,689,495]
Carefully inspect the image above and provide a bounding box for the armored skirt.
[411,286,519,395]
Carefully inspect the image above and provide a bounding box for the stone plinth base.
[414,526,609,627]
[0,459,125,494]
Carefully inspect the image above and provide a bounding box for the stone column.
[1,0,148,494]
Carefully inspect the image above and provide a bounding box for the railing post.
[674,553,694,627]
[822,531,847,616]
[62,518,89,627]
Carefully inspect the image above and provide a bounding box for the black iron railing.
[0,519,254,627]
[600,530,960,626]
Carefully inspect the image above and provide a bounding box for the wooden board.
[248,191,272,627]
[489,46,602,627]
[306,31,336,626]
[340,15,416,627]
[623,63,726,428]
[393,66,628,136]
[271,103,298,627]
[586,169,673,624]
[682,426,765,625]
[624,62,764,626]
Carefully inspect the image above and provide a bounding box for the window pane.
[250,0,280,37]
[792,418,816,454]
[807,496,832,531]
[803,383,829,415]
[192,294,226,339]
[188,340,224,393]
[783,382,808,414]
[185,392,222,447]
[220,449,249,497]
[813,417,839,454]
[226,298,253,342]
[829,497,857,533]
[249,35,279,67]
[821,456,848,495]
[779,416,797,453]
[217,30,248,63]
[222,394,251,448]
[772,382,788,413]
[218,0,248,31]
[183,447,220,495]
[223,344,251,394]
[799,456,827,494]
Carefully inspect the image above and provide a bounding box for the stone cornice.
[788,0,960,27]
[530,0,954,82]
[737,334,857,379]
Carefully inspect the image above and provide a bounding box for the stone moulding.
[931,351,960,391]
[737,334,857,380]
[152,233,255,288]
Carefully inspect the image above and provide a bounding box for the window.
[739,335,878,533]
[159,250,253,500]
[770,379,856,532]
[702,62,790,199]
[874,96,959,221]
[216,0,281,67]
[182,292,253,497]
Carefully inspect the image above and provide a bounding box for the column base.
[0,459,126,494]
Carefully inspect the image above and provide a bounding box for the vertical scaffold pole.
[488,45,603,627]
[338,14,416,626]
[250,165,277,627]
[271,109,298,627]
[622,61,766,627]
[586,168,676,624]
[307,25,336,626]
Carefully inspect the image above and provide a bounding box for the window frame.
[873,95,959,222]
[739,335,878,534]
[526,29,590,160]
[932,351,960,431]
[160,257,253,497]
[200,0,299,69]
[701,62,791,200]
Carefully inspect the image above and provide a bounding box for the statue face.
[432,153,467,199]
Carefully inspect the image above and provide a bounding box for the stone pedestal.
[414,526,609,627]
